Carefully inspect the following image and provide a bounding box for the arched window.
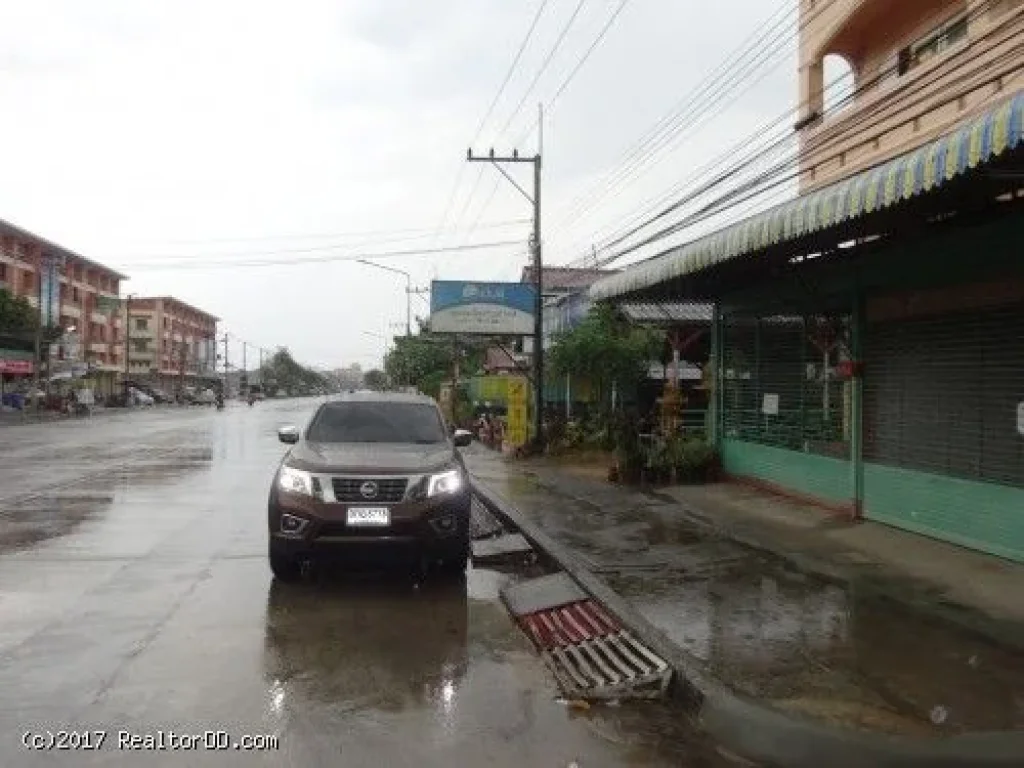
[823,54,855,115]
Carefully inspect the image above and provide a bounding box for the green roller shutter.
[863,301,1024,562]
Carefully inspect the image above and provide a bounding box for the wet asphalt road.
[0,400,733,767]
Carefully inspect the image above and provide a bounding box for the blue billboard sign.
[430,280,536,335]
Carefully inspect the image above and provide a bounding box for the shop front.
[0,352,34,409]
[590,91,1024,561]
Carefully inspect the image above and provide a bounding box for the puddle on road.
[261,562,732,766]
[500,472,1024,737]
[0,448,215,553]
[0,493,113,550]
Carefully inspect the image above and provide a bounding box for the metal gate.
[719,311,853,507]
[863,299,1024,562]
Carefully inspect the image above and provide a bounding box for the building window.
[898,15,968,76]
[23,272,34,291]
[133,340,148,353]
[135,317,148,331]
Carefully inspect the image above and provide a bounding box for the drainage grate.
[517,599,671,700]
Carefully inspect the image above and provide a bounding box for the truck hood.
[287,441,456,475]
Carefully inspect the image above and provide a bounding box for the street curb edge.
[470,475,1024,768]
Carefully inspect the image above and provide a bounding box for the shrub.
[669,437,720,484]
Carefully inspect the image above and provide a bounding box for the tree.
[548,303,662,411]
[383,319,485,399]
[265,348,328,395]
[0,288,37,333]
[363,369,388,389]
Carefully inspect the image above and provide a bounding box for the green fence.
[720,314,852,460]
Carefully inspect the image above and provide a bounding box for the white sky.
[0,0,802,370]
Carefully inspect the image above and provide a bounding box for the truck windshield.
[306,402,446,444]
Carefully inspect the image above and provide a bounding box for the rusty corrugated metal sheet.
[520,599,621,650]
[517,599,671,699]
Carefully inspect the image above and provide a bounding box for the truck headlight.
[426,469,462,497]
[278,466,313,496]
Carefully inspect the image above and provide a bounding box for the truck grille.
[332,477,408,503]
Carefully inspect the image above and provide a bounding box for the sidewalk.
[466,446,1024,740]
[661,482,1024,643]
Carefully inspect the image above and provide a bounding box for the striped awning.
[591,89,1024,302]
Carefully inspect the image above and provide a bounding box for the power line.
[494,0,587,139]
[113,218,530,261]
[547,0,631,113]
[461,0,626,246]
[595,26,1014,269]
[472,0,553,145]
[611,31,1010,262]
[507,0,633,145]
[553,2,799,229]
[434,0,553,239]
[575,75,851,262]
[118,239,525,271]
[454,0,587,238]
[573,0,1004,269]
[555,0,851,233]
[120,218,530,248]
[556,0,842,230]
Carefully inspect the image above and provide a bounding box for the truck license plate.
[346,507,390,526]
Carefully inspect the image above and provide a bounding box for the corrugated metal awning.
[590,89,1024,302]
[620,302,713,323]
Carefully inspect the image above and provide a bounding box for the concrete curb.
[471,476,1024,768]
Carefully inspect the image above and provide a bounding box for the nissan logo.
[359,481,378,499]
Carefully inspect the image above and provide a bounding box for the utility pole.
[123,293,132,406]
[178,341,186,399]
[222,333,229,396]
[31,254,44,408]
[467,103,544,451]
[241,341,247,396]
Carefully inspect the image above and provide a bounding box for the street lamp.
[356,260,412,337]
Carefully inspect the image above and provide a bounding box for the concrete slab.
[471,533,533,564]
[500,572,587,618]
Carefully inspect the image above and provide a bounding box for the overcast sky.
[0,0,800,370]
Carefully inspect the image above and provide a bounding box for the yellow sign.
[479,376,508,401]
[507,378,526,402]
[506,376,529,446]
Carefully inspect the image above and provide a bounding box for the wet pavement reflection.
[473,462,1024,738]
[0,401,734,767]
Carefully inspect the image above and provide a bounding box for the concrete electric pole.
[123,293,135,406]
[467,104,544,450]
[221,333,229,396]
